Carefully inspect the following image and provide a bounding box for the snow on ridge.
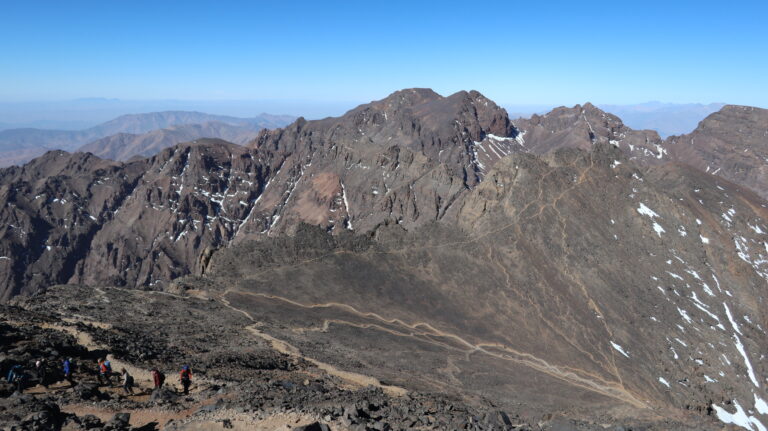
[341,181,354,231]
[713,400,766,431]
[725,304,742,335]
[637,203,660,218]
[755,394,768,415]
[610,341,630,358]
[725,304,760,387]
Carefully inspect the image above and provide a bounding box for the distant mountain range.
[0,111,295,166]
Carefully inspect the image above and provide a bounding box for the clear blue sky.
[1,0,766,106]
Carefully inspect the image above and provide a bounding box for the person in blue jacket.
[62,358,75,386]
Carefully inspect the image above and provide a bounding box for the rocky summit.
[2,89,768,430]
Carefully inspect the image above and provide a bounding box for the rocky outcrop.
[515,102,666,161]
[663,105,768,199]
[0,90,526,299]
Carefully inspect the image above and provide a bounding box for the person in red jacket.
[179,365,192,395]
[151,368,165,389]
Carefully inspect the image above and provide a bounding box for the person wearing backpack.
[62,358,75,387]
[179,365,192,395]
[97,358,112,386]
[35,359,48,388]
[104,359,113,381]
[120,368,135,395]
[6,365,24,393]
[151,368,165,389]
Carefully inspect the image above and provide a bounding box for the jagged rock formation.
[0,90,524,300]
[515,102,665,161]
[517,103,768,200]
[240,88,523,237]
[0,140,267,300]
[2,89,768,429]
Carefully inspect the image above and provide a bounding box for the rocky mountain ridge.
[2,88,768,429]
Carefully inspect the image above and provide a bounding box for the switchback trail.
[222,289,650,409]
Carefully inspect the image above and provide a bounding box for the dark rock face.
[0,89,526,300]
[0,140,269,300]
[242,88,524,237]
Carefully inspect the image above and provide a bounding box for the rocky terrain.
[2,88,768,430]
[0,285,724,430]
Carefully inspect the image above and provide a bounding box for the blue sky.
[1,0,766,106]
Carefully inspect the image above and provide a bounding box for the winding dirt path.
[224,289,649,409]
[218,294,408,397]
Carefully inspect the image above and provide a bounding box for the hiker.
[96,358,112,386]
[62,358,75,386]
[151,368,165,389]
[98,358,112,386]
[179,365,192,395]
[35,359,48,388]
[120,368,134,395]
[104,358,113,378]
[6,364,25,393]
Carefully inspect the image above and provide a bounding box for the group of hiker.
[6,357,194,396]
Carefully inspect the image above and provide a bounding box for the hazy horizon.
[0,95,735,127]
[2,1,766,107]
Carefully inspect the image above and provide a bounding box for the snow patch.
[713,401,766,431]
[610,341,630,358]
[637,203,659,218]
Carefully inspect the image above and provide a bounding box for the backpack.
[125,374,134,386]
[157,371,165,385]
[6,366,18,383]
[104,360,112,373]
[180,369,191,381]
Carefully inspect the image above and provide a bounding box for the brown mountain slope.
[515,102,665,161]
[664,105,768,199]
[195,143,768,428]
